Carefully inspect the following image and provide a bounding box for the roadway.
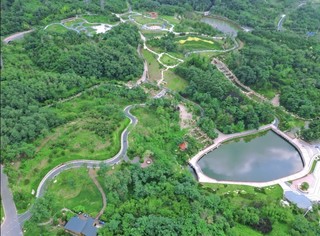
[1,166,23,236]
[6,105,139,226]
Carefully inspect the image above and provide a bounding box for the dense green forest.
[1,23,143,163]
[132,0,213,12]
[1,0,319,235]
[175,56,274,135]
[22,102,320,236]
[0,0,127,36]
[226,30,320,119]
[211,0,294,28]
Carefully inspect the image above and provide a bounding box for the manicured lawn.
[46,168,102,217]
[160,15,181,24]
[45,24,69,33]
[132,15,164,25]
[164,70,188,92]
[159,54,180,66]
[142,49,162,82]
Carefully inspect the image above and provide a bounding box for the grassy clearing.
[202,183,283,206]
[164,70,188,92]
[45,24,69,33]
[64,18,84,27]
[141,30,167,39]
[46,168,102,217]
[142,49,162,82]
[230,223,263,236]
[160,15,180,24]
[159,54,180,66]
[133,15,164,25]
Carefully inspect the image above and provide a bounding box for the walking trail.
[88,169,106,220]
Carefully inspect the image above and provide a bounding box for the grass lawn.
[47,168,102,217]
[159,54,180,66]
[132,15,164,25]
[160,15,181,25]
[45,24,69,33]
[176,36,223,51]
[82,15,119,24]
[202,183,283,206]
[164,70,188,92]
[142,49,162,82]
[142,30,167,39]
[64,18,84,27]
[0,201,4,224]
[230,223,263,236]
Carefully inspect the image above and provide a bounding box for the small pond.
[201,17,239,37]
[198,131,304,182]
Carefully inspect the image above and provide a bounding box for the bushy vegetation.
[226,30,320,119]
[301,120,320,141]
[175,55,274,135]
[211,0,293,28]
[132,0,213,12]
[1,23,143,163]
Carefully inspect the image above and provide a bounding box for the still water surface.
[201,17,239,37]
[198,131,303,182]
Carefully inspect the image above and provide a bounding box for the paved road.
[16,105,139,225]
[1,166,23,236]
[277,14,286,31]
[3,30,34,44]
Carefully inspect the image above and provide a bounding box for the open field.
[132,15,165,25]
[142,49,162,82]
[160,15,181,24]
[164,70,188,92]
[46,168,102,216]
[159,54,180,66]
[202,183,283,205]
[45,24,69,33]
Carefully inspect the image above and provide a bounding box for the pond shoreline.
[189,123,315,187]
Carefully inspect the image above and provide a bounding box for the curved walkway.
[189,122,315,188]
[17,104,139,225]
[88,169,106,220]
[3,30,34,44]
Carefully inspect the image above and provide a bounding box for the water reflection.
[198,131,303,182]
[201,17,239,37]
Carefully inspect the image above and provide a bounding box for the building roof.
[179,142,188,151]
[284,191,312,210]
[64,215,97,236]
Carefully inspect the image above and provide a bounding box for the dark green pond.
[198,131,304,182]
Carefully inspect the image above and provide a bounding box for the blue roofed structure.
[64,215,97,236]
[284,191,312,210]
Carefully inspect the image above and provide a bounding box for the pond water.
[198,131,304,182]
[201,17,239,37]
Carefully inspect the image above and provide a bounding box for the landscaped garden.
[175,35,223,51]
